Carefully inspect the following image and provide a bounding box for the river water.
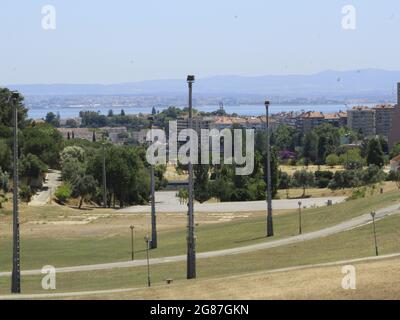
[27,103,380,119]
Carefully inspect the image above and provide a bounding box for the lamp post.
[265,100,274,237]
[144,235,151,287]
[298,201,302,235]
[370,211,379,256]
[10,91,21,293]
[102,142,107,208]
[130,225,135,260]
[187,75,196,279]
[149,116,157,249]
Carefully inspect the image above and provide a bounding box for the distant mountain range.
[5,69,400,98]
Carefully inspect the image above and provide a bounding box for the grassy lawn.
[0,189,399,271]
[0,205,399,296]
[72,257,400,300]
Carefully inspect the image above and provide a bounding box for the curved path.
[1,202,398,277]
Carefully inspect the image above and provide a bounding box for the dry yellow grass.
[164,165,188,181]
[277,181,398,199]
[279,164,345,175]
[77,256,400,300]
[0,202,281,239]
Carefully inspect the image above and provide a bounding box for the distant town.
[33,83,400,152]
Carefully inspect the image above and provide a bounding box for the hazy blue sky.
[1,0,400,84]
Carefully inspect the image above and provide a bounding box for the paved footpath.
[119,191,346,213]
[1,202,398,277]
[28,170,62,206]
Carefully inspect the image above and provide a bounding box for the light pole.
[144,235,151,287]
[149,116,157,249]
[102,142,107,208]
[298,201,302,235]
[130,225,135,260]
[265,100,274,237]
[10,91,21,293]
[370,211,379,256]
[187,75,196,279]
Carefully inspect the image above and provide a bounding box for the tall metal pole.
[265,100,274,237]
[130,225,135,260]
[102,143,107,208]
[149,116,157,249]
[11,91,21,293]
[298,201,302,235]
[187,75,196,279]
[145,235,151,287]
[371,212,379,256]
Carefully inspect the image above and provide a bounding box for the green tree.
[274,125,296,151]
[292,170,314,197]
[366,138,384,167]
[278,171,291,198]
[61,158,86,182]
[313,124,340,164]
[0,88,28,138]
[302,131,318,165]
[0,139,12,171]
[87,145,150,208]
[390,141,400,159]
[71,174,98,209]
[60,146,85,164]
[19,153,48,187]
[0,167,9,208]
[194,163,211,203]
[362,165,385,185]
[325,153,340,167]
[176,188,189,205]
[339,148,365,169]
[22,123,63,168]
[45,112,60,127]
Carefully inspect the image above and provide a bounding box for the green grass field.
[0,190,399,272]
[1,205,399,295]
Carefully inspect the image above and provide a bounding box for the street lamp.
[102,141,107,208]
[187,75,196,279]
[265,100,274,237]
[149,116,157,249]
[144,235,151,287]
[10,91,21,293]
[370,211,379,256]
[298,201,302,235]
[130,225,135,260]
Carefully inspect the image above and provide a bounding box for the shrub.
[325,154,339,167]
[346,187,367,201]
[314,170,334,188]
[55,184,72,203]
[19,184,33,202]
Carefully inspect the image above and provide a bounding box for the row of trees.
[58,141,168,208]
[277,165,387,198]
[272,122,390,167]
[1,88,63,200]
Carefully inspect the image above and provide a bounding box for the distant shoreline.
[27,102,390,120]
